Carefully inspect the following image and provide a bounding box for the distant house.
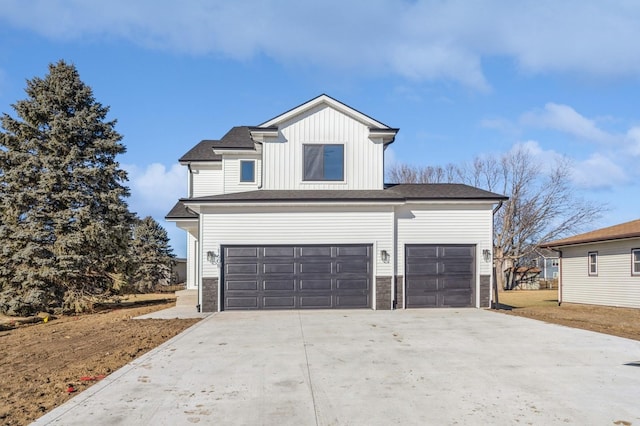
[505,266,542,290]
[523,248,559,287]
[542,219,640,308]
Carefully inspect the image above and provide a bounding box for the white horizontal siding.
[395,204,494,277]
[192,165,223,197]
[200,206,394,279]
[222,155,261,194]
[561,239,640,308]
[263,105,384,190]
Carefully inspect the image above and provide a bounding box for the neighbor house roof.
[542,218,640,248]
[179,184,507,205]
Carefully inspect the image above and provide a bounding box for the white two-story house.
[166,95,507,312]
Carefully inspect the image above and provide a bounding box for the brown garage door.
[405,244,475,308]
[222,245,372,310]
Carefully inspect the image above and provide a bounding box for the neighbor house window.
[240,160,255,182]
[303,144,344,181]
[552,259,559,267]
[588,251,598,276]
[633,249,640,275]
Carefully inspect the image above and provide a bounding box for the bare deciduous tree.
[387,147,605,291]
[386,163,463,183]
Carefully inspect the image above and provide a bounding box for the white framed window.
[303,144,344,181]
[632,249,640,276]
[240,160,255,183]
[588,251,598,276]
[551,259,559,267]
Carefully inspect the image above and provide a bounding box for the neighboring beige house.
[166,95,506,312]
[543,219,640,308]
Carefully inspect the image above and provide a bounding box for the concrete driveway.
[34,309,640,425]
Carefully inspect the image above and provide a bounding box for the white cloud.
[520,103,613,143]
[124,162,186,218]
[480,117,520,136]
[571,153,629,189]
[507,140,630,190]
[2,1,640,89]
[625,127,640,156]
[124,162,187,255]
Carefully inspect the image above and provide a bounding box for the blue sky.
[1,1,639,257]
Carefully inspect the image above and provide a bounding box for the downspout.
[187,164,193,198]
[549,248,563,306]
[491,201,504,309]
[257,142,265,189]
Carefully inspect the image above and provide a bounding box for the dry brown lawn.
[495,289,640,342]
[0,295,200,426]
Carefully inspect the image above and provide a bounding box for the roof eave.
[542,233,640,248]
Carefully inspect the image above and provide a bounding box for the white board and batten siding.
[199,205,395,279]
[262,105,385,190]
[396,204,495,277]
[561,238,640,308]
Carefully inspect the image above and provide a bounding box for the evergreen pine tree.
[0,60,133,315]
[129,216,175,292]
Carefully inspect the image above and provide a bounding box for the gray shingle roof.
[165,201,198,220]
[214,126,256,149]
[180,184,507,204]
[179,140,221,163]
[179,126,258,163]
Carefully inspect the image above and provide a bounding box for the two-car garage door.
[222,245,372,310]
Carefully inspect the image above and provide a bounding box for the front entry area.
[222,244,372,310]
[405,244,475,308]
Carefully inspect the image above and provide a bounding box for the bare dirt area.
[0,295,200,426]
[496,289,640,341]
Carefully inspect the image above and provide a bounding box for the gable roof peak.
[259,94,392,130]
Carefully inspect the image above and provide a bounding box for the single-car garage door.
[222,245,372,310]
[405,244,475,308]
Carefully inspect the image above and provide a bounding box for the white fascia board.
[168,219,199,233]
[259,95,389,129]
[249,130,278,142]
[404,200,503,206]
[212,147,260,155]
[369,130,398,144]
[183,160,221,168]
[183,201,403,213]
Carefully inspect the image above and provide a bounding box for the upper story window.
[303,144,344,181]
[632,249,640,275]
[588,251,598,276]
[240,160,255,183]
[551,259,559,267]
